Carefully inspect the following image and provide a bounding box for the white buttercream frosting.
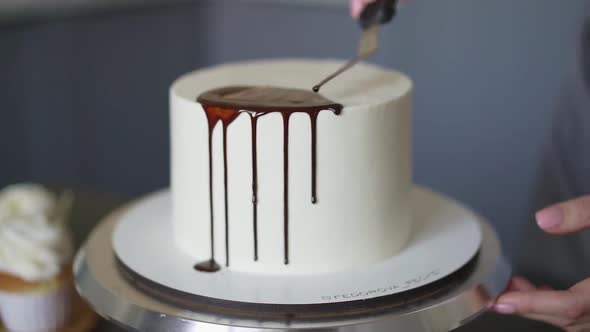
[0,184,73,282]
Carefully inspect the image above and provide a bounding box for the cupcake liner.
[0,282,71,332]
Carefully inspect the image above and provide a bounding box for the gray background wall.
[0,0,587,261]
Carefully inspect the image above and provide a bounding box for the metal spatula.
[313,0,397,92]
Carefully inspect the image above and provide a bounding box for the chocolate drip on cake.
[249,114,259,261]
[196,86,342,271]
[309,110,320,204]
[194,108,240,272]
[281,112,291,265]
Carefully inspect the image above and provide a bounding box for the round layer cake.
[171,59,412,274]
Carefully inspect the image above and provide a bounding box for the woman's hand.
[350,0,376,18]
[494,196,590,331]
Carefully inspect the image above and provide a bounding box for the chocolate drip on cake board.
[195,86,342,272]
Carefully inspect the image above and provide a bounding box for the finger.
[539,285,555,291]
[571,277,590,294]
[496,290,586,319]
[566,321,590,332]
[350,0,376,18]
[491,277,536,309]
[523,313,573,329]
[508,277,537,292]
[350,0,364,18]
[536,195,590,234]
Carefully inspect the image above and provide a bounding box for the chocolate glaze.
[195,86,342,271]
[249,114,259,261]
[194,259,221,273]
[282,112,291,265]
[309,110,320,204]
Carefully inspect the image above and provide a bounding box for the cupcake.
[0,183,73,332]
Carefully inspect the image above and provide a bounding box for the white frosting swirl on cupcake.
[0,184,73,282]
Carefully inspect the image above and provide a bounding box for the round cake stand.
[74,205,511,332]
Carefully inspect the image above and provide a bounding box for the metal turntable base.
[75,205,510,332]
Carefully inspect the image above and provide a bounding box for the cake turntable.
[74,186,511,332]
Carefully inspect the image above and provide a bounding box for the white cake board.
[113,187,482,305]
[75,186,511,331]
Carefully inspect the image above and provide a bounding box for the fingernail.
[494,303,516,314]
[536,206,564,230]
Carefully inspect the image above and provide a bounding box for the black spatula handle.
[359,0,398,29]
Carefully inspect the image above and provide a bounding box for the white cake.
[170,59,412,275]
